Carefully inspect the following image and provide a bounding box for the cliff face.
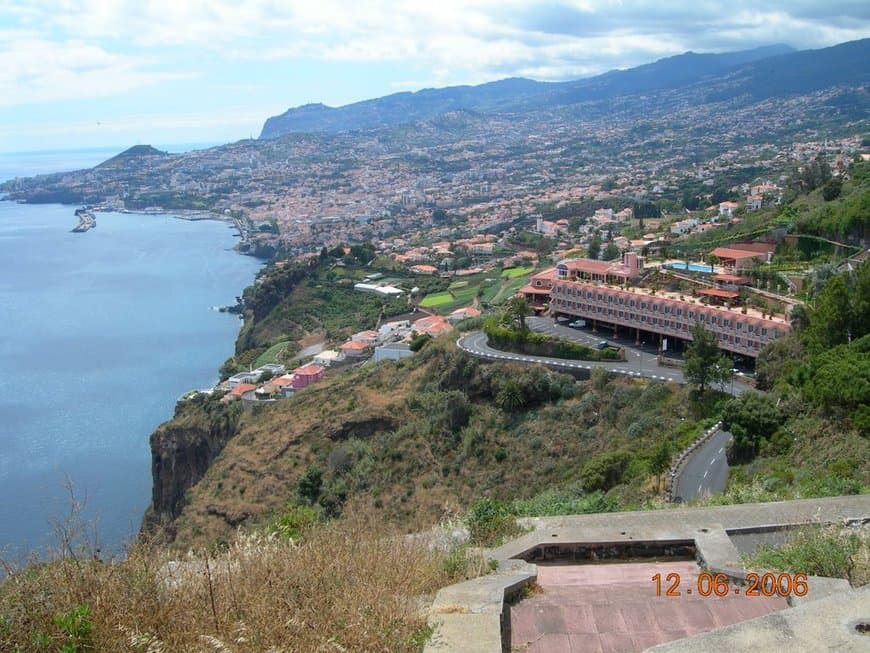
[141,397,241,541]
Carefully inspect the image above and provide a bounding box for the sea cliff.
[141,395,241,542]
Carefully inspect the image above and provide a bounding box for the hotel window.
[761,327,768,336]
[629,300,635,307]
[676,308,682,316]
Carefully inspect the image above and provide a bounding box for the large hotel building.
[526,253,791,359]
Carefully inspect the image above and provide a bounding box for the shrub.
[580,451,632,492]
[467,498,520,546]
[269,504,320,542]
[744,526,867,579]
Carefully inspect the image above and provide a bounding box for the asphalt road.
[671,429,734,503]
[457,316,751,499]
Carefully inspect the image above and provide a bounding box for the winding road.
[670,429,733,502]
[457,316,750,498]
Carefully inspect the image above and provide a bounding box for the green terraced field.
[419,291,455,307]
[501,266,535,279]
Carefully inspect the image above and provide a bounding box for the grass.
[742,525,868,579]
[419,291,454,308]
[479,279,502,304]
[448,280,469,290]
[420,286,478,314]
[491,275,533,305]
[254,340,295,367]
[501,266,535,279]
[0,506,480,653]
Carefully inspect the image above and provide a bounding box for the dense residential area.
[2,36,869,653]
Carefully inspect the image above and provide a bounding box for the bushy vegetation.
[482,314,620,361]
[743,525,868,579]
[161,339,720,550]
[721,259,870,499]
[0,507,475,653]
[234,257,408,352]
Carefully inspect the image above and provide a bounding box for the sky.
[1,1,869,153]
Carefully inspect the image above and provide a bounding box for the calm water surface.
[0,192,260,559]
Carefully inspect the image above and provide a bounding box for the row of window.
[552,285,780,337]
[552,298,772,353]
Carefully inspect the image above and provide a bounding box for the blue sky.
[1,1,868,153]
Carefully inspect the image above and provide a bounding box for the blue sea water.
[0,156,261,559]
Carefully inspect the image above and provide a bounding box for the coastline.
[0,200,263,559]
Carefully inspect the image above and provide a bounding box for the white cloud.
[0,33,193,107]
[2,0,869,105]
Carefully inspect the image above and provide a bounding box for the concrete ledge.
[494,496,870,562]
[424,559,537,653]
[646,585,870,652]
[789,576,853,607]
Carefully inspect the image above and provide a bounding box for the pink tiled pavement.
[509,560,787,653]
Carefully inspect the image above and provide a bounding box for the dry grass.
[0,507,479,652]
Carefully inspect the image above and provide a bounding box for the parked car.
[594,340,609,350]
[568,319,586,328]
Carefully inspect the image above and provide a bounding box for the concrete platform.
[425,497,870,653]
[510,560,787,653]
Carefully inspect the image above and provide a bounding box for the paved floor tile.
[510,560,787,653]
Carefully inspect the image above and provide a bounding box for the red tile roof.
[710,247,767,260]
[294,364,325,376]
[229,383,256,396]
[699,288,740,299]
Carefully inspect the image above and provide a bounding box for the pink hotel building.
[548,254,790,358]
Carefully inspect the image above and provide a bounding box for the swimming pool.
[669,261,714,273]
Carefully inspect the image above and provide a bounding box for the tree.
[805,274,853,351]
[297,466,323,506]
[852,261,870,341]
[684,323,731,393]
[723,393,782,464]
[505,295,530,332]
[587,236,602,260]
[603,242,620,261]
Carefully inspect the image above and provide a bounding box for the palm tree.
[505,295,530,332]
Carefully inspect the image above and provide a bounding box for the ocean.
[0,148,261,560]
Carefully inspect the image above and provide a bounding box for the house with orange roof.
[223,382,256,402]
[413,315,453,337]
[291,364,325,389]
[340,340,371,358]
[556,252,643,284]
[718,201,740,218]
[351,330,379,345]
[410,264,439,275]
[270,375,297,398]
[448,306,482,323]
[520,267,558,310]
[710,245,772,271]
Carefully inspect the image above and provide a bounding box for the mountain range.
[260,39,869,139]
